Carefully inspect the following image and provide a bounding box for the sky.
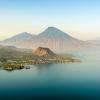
[0,0,100,40]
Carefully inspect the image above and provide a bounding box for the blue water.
[0,52,100,100]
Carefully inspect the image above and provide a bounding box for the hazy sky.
[0,0,100,40]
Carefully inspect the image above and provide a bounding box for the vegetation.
[0,46,80,71]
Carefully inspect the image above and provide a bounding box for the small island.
[0,46,80,71]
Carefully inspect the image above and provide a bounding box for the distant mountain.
[34,47,55,57]
[87,39,100,45]
[0,32,35,46]
[1,27,86,53]
[86,39,100,50]
[82,38,100,51]
[28,27,84,53]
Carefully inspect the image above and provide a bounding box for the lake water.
[0,52,100,100]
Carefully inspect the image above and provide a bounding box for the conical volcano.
[30,27,83,53]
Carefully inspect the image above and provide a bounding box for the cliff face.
[34,47,55,57]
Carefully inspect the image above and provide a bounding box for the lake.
[0,52,100,100]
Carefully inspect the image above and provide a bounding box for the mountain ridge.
[0,32,35,46]
[0,27,86,53]
[28,27,84,53]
